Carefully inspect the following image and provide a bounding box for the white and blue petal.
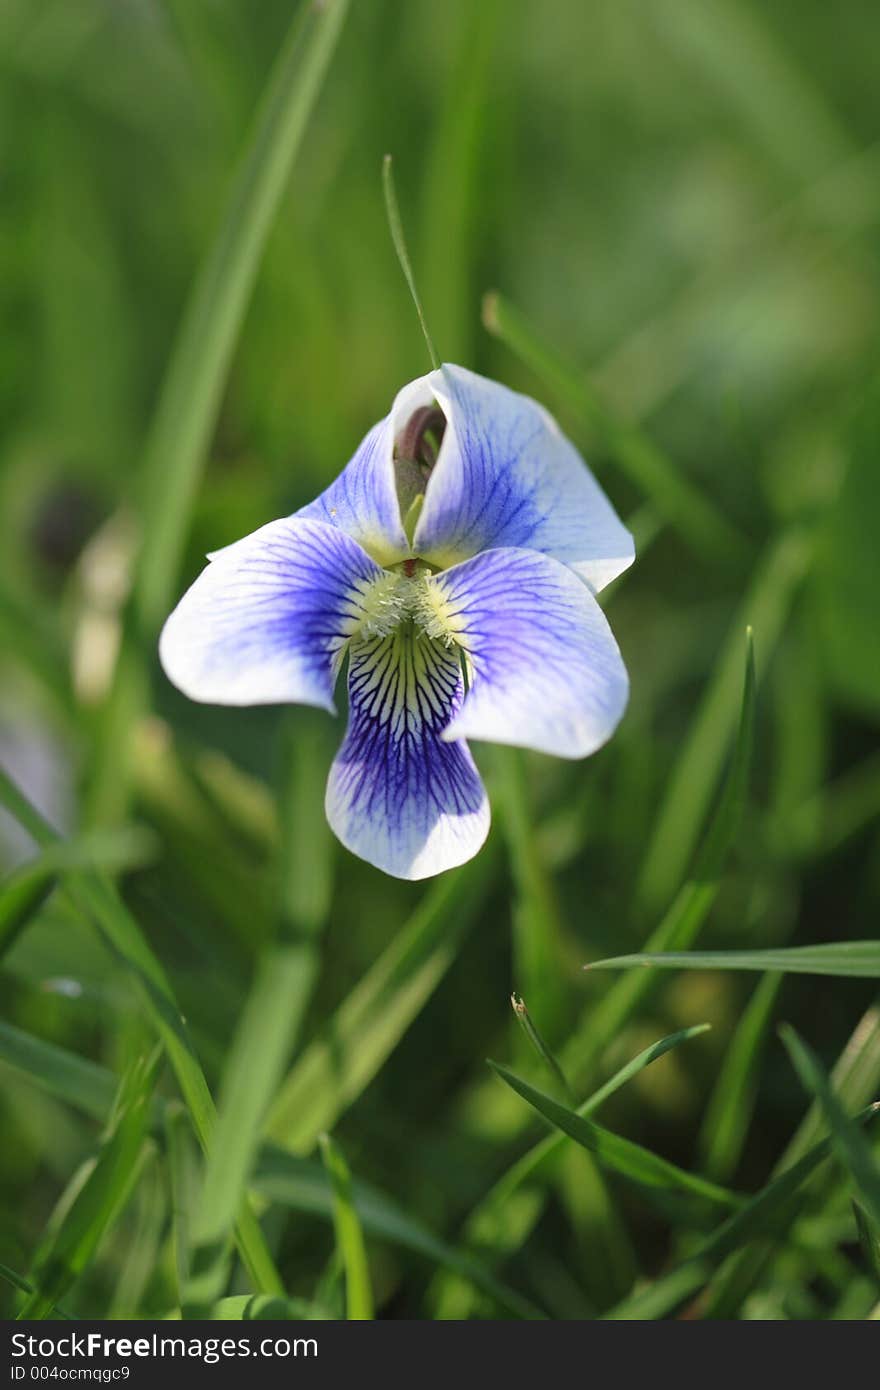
[295,376,440,566]
[159,517,383,710]
[326,628,490,879]
[414,364,635,592]
[433,546,629,759]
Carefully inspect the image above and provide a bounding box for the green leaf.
[489,1060,739,1210]
[319,1134,373,1320]
[267,852,494,1151]
[780,1025,880,1226]
[18,1051,159,1319]
[586,943,880,978]
[253,1145,543,1320]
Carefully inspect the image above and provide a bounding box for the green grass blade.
[489,1061,740,1210]
[0,1021,119,1124]
[781,1025,880,1226]
[17,1051,159,1319]
[561,628,755,1083]
[604,1104,880,1319]
[482,290,747,565]
[638,530,812,912]
[431,1025,709,1317]
[108,1145,165,1318]
[586,943,880,978]
[211,1294,330,1321]
[703,1001,880,1316]
[698,972,782,1182]
[382,154,438,370]
[0,765,282,1297]
[165,1102,200,1304]
[133,0,350,634]
[0,826,156,956]
[267,852,494,1151]
[496,747,569,1028]
[511,993,573,1101]
[185,944,317,1313]
[254,1145,543,1319]
[319,1134,373,1320]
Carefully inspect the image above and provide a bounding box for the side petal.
[414,364,635,592]
[296,375,439,566]
[436,547,629,759]
[326,629,490,879]
[159,517,383,710]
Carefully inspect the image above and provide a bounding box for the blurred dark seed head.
[29,480,105,579]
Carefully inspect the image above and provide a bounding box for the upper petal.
[159,517,383,710]
[414,364,635,591]
[295,375,441,566]
[436,546,629,758]
[325,628,490,879]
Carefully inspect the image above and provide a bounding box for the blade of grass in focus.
[698,972,782,1182]
[431,1025,709,1317]
[489,1061,740,1210]
[0,765,282,1297]
[319,1134,373,1320]
[586,943,880,978]
[482,290,747,565]
[702,1002,880,1317]
[781,1025,880,1226]
[604,1104,880,1319]
[17,1050,159,1319]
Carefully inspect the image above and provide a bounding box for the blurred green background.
[1,0,879,1320]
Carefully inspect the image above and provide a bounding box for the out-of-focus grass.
[1,0,880,1320]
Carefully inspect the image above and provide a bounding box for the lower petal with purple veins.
[325,627,490,879]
